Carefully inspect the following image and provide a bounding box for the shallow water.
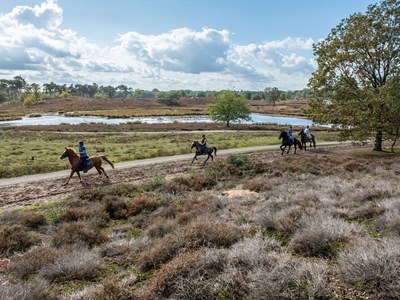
[0,113,324,127]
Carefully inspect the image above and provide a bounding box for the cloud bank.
[0,0,316,90]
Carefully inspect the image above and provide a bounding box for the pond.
[0,113,324,127]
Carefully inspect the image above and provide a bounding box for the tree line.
[0,76,312,104]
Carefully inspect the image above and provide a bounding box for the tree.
[264,87,281,106]
[208,91,251,127]
[308,0,400,151]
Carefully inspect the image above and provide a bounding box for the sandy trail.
[0,142,351,210]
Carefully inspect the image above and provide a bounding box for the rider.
[78,140,89,173]
[304,125,311,139]
[287,126,294,144]
[200,134,208,154]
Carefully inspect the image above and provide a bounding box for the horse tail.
[100,156,115,169]
[213,147,217,156]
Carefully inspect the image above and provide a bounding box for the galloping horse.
[190,141,217,164]
[298,129,316,150]
[59,147,115,185]
[279,130,303,155]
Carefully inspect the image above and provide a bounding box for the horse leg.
[99,166,109,179]
[63,170,75,186]
[294,144,297,154]
[77,171,83,184]
[287,145,291,154]
[204,154,213,164]
[191,154,197,164]
[95,166,102,175]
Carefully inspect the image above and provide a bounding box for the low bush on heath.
[138,220,242,271]
[9,246,60,279]
[0,278,50,300]
[105,197,128,219]
[17,212,47,229]
[0,225,40,255]
[338,238,400,298]
[289,213,363,258]
[52,221,108,248]
[39,246,104,282]
[127,194,159,216]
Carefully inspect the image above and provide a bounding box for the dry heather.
[0,151,400,299]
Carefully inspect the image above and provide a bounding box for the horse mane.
[66,147,78,156]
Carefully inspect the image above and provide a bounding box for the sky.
[0,0,378,91]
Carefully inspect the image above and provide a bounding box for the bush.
[0,225,39,255]
[9,246,60,279]
[127,194,159,216]
[247,252,331,299]
[18,212,47,229]
[146,218,177,238]
[138,220,242,271]
[39,246,104,282]
[289,214,363,257]
[0,278,50,300]
[338,237,400,298]
[52,221,108,248]
[105,197,128,219]
[225,154,251,168]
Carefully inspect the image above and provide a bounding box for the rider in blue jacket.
[287,126,294,144]
[78,140,89,173]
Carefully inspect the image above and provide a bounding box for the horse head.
[190,140,198,149]
[60,147,69,159]
[60,147,78,159]
[278,130,287,140]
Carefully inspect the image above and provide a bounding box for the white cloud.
[0,1,316,90]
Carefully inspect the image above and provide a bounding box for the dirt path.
[0,142,352,210]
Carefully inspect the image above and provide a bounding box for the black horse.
[298,129,316,150]
[190,140,217,164]
[279,130,303,155]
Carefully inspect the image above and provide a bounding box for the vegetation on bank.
[0,130,337,179]
[1,150,400,299]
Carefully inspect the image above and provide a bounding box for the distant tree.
[209,91,251,127]
[264,87,281,106]
[24,83,42,106]
[308,0,400,151]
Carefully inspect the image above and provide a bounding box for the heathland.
[1,96,400,299]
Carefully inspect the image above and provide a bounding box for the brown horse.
[190,140,217,164]
[59,147,115,185]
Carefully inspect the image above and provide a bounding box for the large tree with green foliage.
[209,91,251,127]
[307,0,400,151]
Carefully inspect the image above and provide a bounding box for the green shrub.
[225,154,251,169]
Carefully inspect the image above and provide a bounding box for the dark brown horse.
[190,140,217,164]
[298,129,316,150]
[59,147,115,185]
[279,130,303,155]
